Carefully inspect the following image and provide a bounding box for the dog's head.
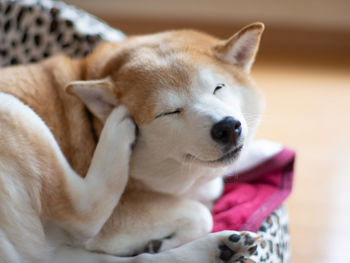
[67,23,265,190]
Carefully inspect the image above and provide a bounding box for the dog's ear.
[65,77,117,122]
[214,22,264,73]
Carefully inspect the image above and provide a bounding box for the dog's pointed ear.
[65,77,117,122]
[214,22,264,73]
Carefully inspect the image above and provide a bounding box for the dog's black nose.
[211,117,242,145]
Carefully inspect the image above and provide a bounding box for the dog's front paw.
[218,231,259,262]
[103,106,136,150]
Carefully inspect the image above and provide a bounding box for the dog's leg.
[46,105,136,240]
[51,231,259,263]
[51,246,133,263]
[85,190,213,256]
[0,93,135,243]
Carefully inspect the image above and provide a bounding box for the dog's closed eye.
[213,83,225,94]
[155,108,182,119]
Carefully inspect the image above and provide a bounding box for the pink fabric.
[212,148,295,233]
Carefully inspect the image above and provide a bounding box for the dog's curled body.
[0,56,95,176]
[0,80,136,262]
[0,23,265,263]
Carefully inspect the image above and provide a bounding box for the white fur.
[0,93,135,262]
[130,67,250,194]
[85,199,213,256]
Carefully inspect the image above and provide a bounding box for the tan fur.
[0,57,95,176]
[84,30,261,126]
[0,23,264,262]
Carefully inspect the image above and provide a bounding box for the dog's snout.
[211,117,242,145]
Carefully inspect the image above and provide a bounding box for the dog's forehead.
[113,31,254,124]
[120,45,231,92]
[121,44,193,89]
[196,67,229,89]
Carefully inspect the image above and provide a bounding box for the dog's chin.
[184,145,243,167]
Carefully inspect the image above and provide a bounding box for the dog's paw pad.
[219,244,235,261]
[228,234,241,243]
[221,231,260,262]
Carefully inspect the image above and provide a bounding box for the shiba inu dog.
[0,22,264,263]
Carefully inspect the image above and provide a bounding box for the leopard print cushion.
[0,0,125,66]
[0,1,291,262]
[251,205,291,263]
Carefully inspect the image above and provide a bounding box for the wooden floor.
[253,52,350,263]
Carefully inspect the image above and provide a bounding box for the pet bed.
[0,1,294,262]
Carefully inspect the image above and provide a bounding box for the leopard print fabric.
[0,0,125,66]
[0,1,291,262]
[249,205,291,263]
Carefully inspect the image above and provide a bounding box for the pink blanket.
[212,141,295,232]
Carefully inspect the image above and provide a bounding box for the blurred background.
[66,1,350,262]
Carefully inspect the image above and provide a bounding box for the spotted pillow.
[0,0,125,66]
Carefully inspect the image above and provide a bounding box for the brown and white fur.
[0,23,265,263]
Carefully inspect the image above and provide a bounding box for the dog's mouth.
[184,145,243,165]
